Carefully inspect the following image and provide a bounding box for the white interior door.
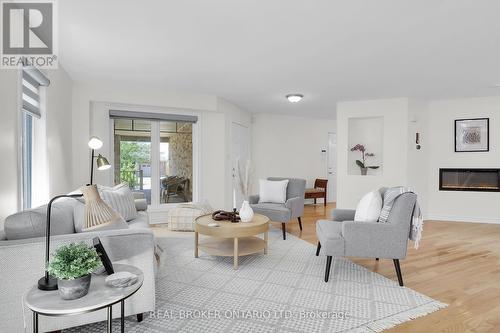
[231,122,250,208]
[327,132,337,202]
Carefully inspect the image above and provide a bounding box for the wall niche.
[348,117,384,176]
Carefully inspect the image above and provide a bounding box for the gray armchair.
[249,177,306,240]
[315,188,417,286]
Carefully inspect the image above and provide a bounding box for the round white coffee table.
[25,264,143,333]
[194,213,270,269]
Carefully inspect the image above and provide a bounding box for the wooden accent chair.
[305,179,328,206]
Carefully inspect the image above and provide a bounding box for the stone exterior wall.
[169,132,193,198]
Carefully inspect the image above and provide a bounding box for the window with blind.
[20,67,49,209]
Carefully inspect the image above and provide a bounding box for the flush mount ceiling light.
[286,94,303,103]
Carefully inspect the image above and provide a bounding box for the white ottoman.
[167,203,213,231]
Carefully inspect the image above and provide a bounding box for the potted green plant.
[48,242,102,300]
[350,144,380,175]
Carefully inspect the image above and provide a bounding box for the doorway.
[230,122,251,208]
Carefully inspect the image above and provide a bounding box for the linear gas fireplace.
[439,168,500,192]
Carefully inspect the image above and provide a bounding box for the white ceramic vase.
[239,200,254,223]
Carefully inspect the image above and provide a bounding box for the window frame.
[106,104,201,221]
[21,111,33,210]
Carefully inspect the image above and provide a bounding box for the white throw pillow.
[354,190,383,222]
[97,183,138,221]
[258,179,289,204]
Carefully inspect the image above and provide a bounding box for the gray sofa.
[0,193,155,333]
[315,188,417,286]
[250,177,306,240]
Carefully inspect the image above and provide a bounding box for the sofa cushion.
[316,220,345,256]
[98,183,138,221]
[251,203,291,222]
[4,199,77,240]
[258,179,289,204]
[0,222,6,240]
[305,188,325,194]
[128,212,150,229]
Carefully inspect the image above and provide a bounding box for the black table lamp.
[38,194,84,291]
[38,185,120,291]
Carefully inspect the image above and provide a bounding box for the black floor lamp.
[88,136,111,185]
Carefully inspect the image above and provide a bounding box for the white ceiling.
[59,0,500,117]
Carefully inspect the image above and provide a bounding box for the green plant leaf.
[47,243,102,280]
[355,160,365,168]
[368,166,380,169]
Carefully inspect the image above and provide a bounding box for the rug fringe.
[366,301,448,332]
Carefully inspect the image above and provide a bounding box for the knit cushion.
[98,183,138,221]
[354,190,383,222]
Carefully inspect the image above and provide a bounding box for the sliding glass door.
[113,119,152,203]
[159,121,193,204]
[113,118,193,206]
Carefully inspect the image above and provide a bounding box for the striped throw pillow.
[98,183,138,221]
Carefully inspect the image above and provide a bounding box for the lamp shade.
[81,185,121,230]
[96,154,111,170]
[88,136,103,150]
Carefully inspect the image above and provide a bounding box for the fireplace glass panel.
[439,169,500,192]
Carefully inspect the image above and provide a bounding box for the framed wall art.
[455,118,489,152]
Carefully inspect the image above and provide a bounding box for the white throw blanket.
[378,187,423,249]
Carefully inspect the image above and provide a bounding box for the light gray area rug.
[66,228,446,332]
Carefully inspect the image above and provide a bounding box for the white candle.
[233,188,236,210]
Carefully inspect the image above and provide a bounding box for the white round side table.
[25,264,143,333]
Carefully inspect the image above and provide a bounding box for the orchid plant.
[350,144,380,175]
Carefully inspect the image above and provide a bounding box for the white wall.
[46,68,74,196]
[336,98,410,208]
[0,70,21,222]
[0,67,74,221]
[407,99,429,214]
[251,113,336,197]
[426,96,500,223]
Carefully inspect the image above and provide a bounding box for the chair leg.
[316,242,321,256]
[297,217,302,231]
[324,197,326,206]
[324,256,333,282]
[393,259,404,286]
[281,223,286,240]
[314,198,317,204]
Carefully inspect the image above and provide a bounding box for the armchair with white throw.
[316,187,418,286]
[249,177,306,240]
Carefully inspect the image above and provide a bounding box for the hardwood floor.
[275,203,500,333]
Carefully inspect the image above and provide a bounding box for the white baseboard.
[425,214,500,224]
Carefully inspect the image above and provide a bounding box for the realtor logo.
[1,0,57,68]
